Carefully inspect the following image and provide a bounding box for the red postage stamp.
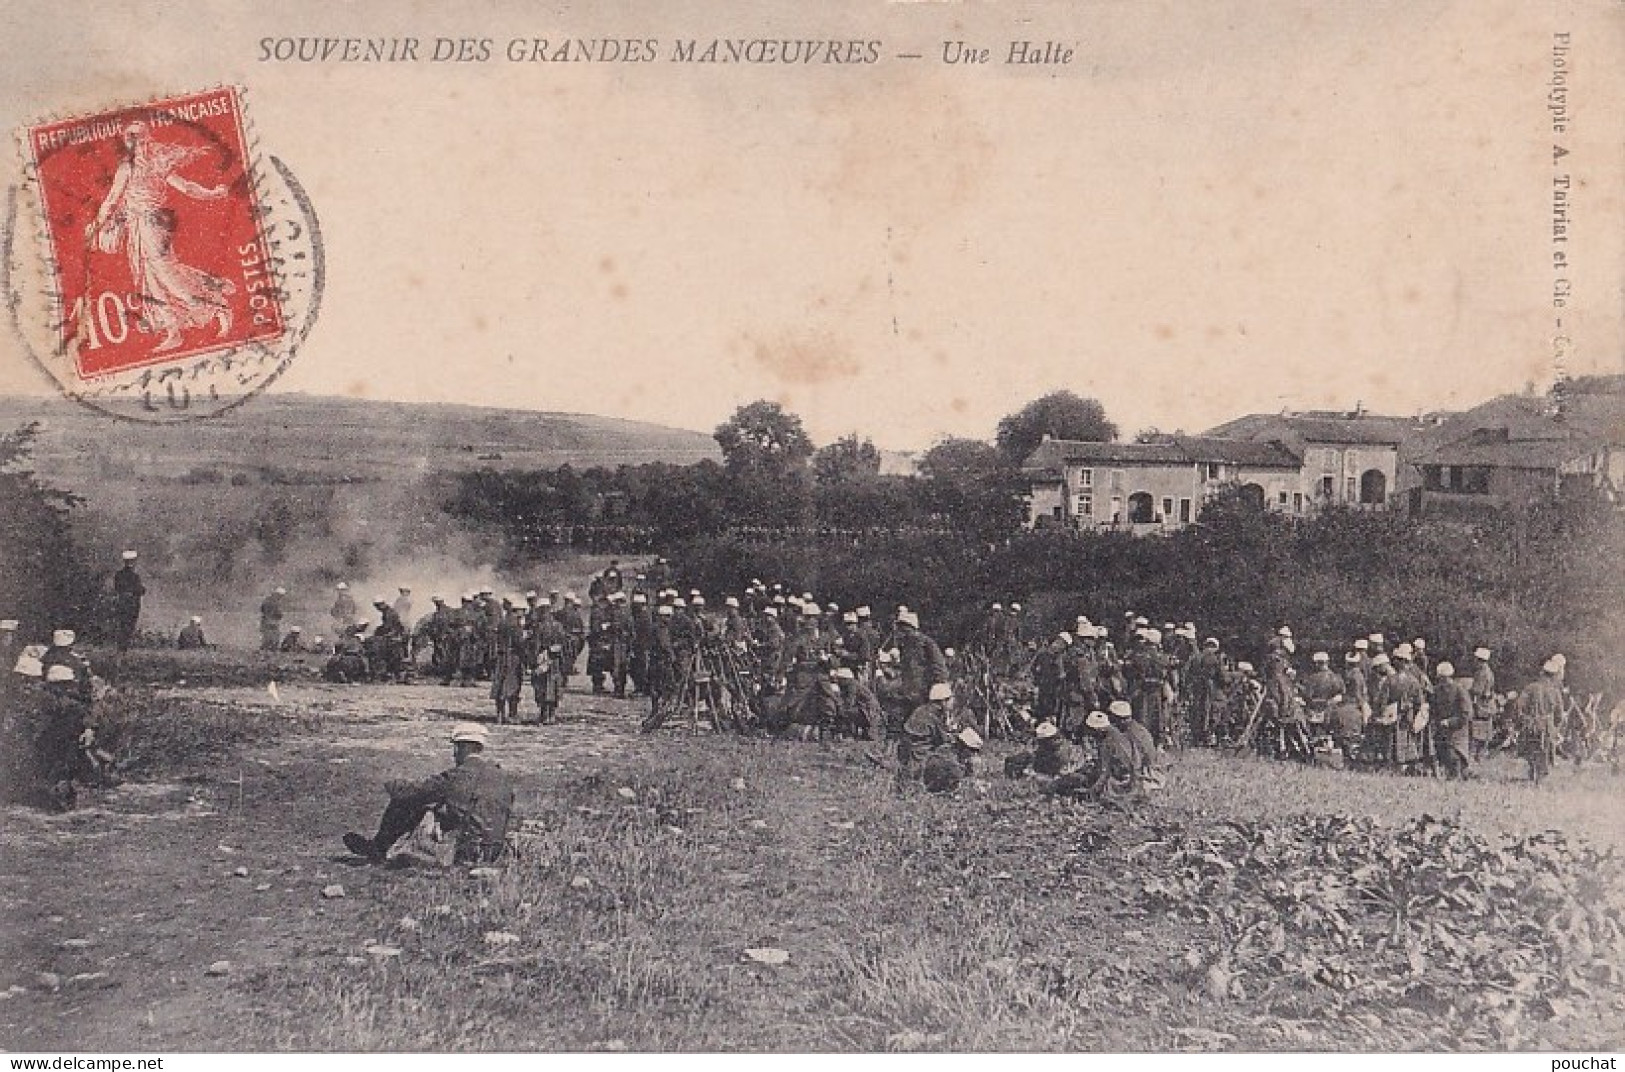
[24,87,285,380]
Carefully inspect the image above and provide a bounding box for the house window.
[1179,498,1192,523]
[1078,468,1094,488]
[1293,492,1304,513]
[1319,475,1334,499]
[1161,497,1174,521]
[1110,495,1123,523]
[1345,476,1357,501]
[1075,494,1092,517]
[1278,491,1289,508]
[1052,506,1063,520]
[1205,462,1224,482]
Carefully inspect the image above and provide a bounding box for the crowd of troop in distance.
[4,550,1590,812]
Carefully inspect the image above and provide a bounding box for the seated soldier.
[177,616,208,650]
[343,722,515,866]
[921,727,984,793]
[1031,721,1074,776]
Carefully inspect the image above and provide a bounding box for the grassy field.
[2,659,1622,1052]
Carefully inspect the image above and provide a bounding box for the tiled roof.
[1021,435,1298,472]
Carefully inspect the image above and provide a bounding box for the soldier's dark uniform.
[177,621,207,650]
[490,612,529,722]
[628,600,653,697]
[353,754,515,865]
[1432,673,1474,779]
[555,602,586,682]
[259,592,286,652]
[111,563,145,653]
[895,627,948,709]
[530,616,567,722]
[1127,642,1172,746]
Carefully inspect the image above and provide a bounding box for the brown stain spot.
[907,327,924,343]
[891,245,910,265]
[1153,325,1176,341]
[747,330,861,386]
[610,283,629,301]
[1205,325,1225,340]
[599,257,616,274]
[932,350,949,366]
[473,315,489,332]
[950,397,968,414]
[406,272,425,289]
[1401,286,1421,304]
[344,380,370,398]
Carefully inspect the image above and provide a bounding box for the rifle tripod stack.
[641,635,759,734]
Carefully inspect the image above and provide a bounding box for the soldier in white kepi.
[344,722,515,866]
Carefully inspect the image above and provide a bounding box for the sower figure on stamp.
[344,723,515,867]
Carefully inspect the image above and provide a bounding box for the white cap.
[1144,629,1162,644]
[833,667,855,681]
[1236,661,1255,673]
[1134,616,1149,626]
[1435,661,1455,678]
[991,602,1003,610]
[1010,603,1022,611]
[897,611,919,629]
[0,619,17,631]
[188,615,203,624]
[1204,637,1220,649]
[843,612,858,623]
[289,625,302,632]
[1108,699,1133,719]
[657,605,674,616]
[1057,632,1073,644]
[1369,633,1384,644]
[762,606,777,616]
[52,629,75,647]
[1345,651,1361,664]
[1370,654,1390,668]
[725,597,740,608]
[1474,647,1491,661]
[927,682,952,702]
[525,590,538,599]
[1035,722,1059,740]
[1544,655,1564,674]
[691,595,706,607]
[13,648,45,677]
[337,582,348,590]
[1412,637,1426,648]
[1277,626,1293,637]
[857,606,871,618]
[1085,710,1111,730]
[800,603,819,618]
[1312,652,1329,663]
[46,664,76,683]
[565,592,579,603]
[671,598,687,609]
[876,649,894,665]
[1354,639,1369,650]
[274,587,287,595]
[957,727,984,750]
[1393,643,1413,660]
[632,593,647,604]
[450,722,489,745]
[121,550,138,560]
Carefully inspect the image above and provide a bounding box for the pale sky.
[3,0,1622,449]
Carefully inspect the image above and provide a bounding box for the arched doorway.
[1128,491,1155,524]
[1238,483,1266,509]
[1359,469,1387,505]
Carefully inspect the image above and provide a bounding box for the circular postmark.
[4,86,323,423]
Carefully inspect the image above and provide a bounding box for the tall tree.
[812,434,882,486]
[713,400,814,476]
[995,390,1118,464]
[0,422,96,639]
[916,437,1026,540]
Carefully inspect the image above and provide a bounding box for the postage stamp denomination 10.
[11,86,321,422]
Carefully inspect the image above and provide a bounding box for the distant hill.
[0,391,721,488]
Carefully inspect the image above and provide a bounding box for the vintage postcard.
[2,0,1623,1059]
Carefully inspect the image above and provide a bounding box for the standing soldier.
[1034,632,1069,725]
[646,604,678,716]
[531,608,568,723]
[607,591,633,698]
[586,593,613,694]
[628,592,653,697]
[893,610,948,711]
[372,596,409,682]
[490,601,528,724]
[1186,637,1226,746]
[556,593,586,684]
[111,550,145,653]
[1127,628,1173,747]
[330,583,357,638]
[259,587,287,651]
[1517,656,1565,784]
[1431,661,1473,779]
[1469,647,1497,759]
[755,605,787,695]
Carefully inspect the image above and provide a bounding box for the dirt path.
[0,679,656,1051]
